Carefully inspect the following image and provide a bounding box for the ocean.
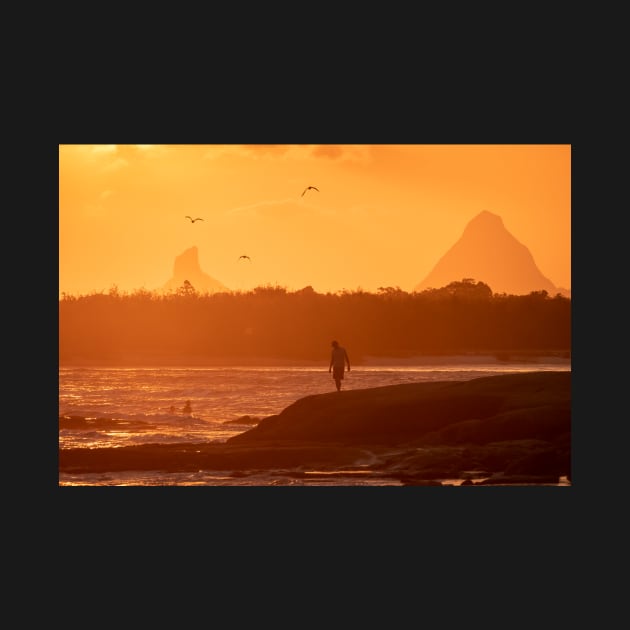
[58,357,571,486]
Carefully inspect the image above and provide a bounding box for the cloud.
[309,144,373,163]
[224,145,314,160]
[67,143,373,166]
[61,145,128,172]
[310,145,343,159]
[200,144,374,163]
[240,144,296,157]
[92,145,117,155]
[72,144,167,173]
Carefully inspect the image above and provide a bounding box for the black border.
[52,66,586,580]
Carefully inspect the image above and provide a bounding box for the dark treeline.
[59,279,571,364]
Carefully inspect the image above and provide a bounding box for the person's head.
[331,340,338,348]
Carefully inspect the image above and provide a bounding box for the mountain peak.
[162,246,229,293]
[414,211,568,296]
[172,246,201,277]
[469,209,503,226]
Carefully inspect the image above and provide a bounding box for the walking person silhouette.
[329,340,351,391]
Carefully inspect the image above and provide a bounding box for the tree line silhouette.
[59,279,571,363]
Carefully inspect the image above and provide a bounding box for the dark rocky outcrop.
[227,371,570,447]
[59,372,570,484]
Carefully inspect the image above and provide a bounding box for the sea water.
[58,358,571,486]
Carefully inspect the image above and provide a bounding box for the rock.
[228,371,570,447]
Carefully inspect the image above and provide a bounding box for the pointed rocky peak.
[173,246,202,276]
[460,211,509,243]
[466,210,504,230]
[414,210,568,296]
[162,246,229,293]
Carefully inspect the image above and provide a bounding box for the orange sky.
[58,144,571,297]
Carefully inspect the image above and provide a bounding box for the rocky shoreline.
[59,371,571,486]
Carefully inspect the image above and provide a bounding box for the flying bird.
[301,186,319,197]
[238,255,252,262]
[185,216,204,223]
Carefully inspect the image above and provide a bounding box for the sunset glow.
[59,144,570,297]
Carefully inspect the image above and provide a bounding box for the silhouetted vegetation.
[59,279,571,364]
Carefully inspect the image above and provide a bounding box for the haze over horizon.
[59,144,571,297]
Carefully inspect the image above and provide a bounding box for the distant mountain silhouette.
[162,246,229,293]
[414,210,570,297]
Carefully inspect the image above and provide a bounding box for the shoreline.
[59,352,571,368]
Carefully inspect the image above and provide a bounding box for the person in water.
[182,400,192,414]
[328,340,351,391]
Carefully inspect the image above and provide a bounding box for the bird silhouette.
[301,186,319,197]
[185,216,204,223]
[238,255,252,262]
